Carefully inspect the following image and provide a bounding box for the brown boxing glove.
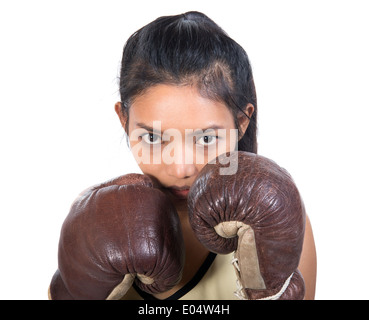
[49,174,185,300]
[188,151,306,300]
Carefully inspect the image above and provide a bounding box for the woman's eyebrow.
[134,122,225,133]
[193,125,225,134]
[134,122,162,134]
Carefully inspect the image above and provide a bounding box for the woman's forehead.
[129,84,235,131]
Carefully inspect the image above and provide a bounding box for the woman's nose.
[166,161,196,179]
[164,144,197,179]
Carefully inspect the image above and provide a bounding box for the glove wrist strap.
[232,254,294,300]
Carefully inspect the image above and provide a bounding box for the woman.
[114,11,317,300]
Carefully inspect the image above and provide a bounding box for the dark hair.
[118,11,258,153]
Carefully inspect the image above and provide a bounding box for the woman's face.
[115,84,252,202]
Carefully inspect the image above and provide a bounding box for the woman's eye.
[196,135,217,146]
[141,133,162,145]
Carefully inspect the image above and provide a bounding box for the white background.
[1,0,368,300]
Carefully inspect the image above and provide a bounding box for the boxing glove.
[49,174,185,300]
[188,151,306,300]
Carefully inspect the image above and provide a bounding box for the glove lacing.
[231,254,294,300]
